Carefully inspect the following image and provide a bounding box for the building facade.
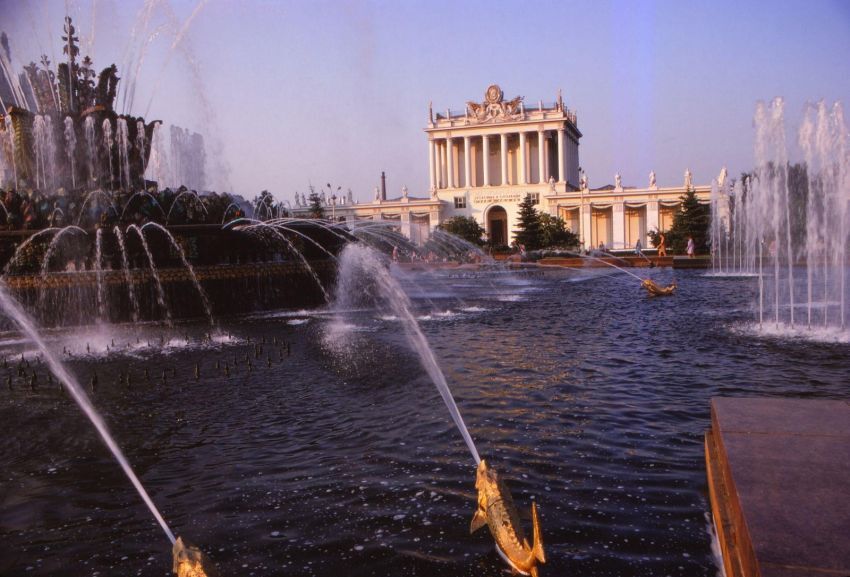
[294,84,710,250]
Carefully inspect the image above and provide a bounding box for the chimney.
[381,171,387,201]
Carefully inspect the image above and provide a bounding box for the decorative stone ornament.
[466,84,524,123]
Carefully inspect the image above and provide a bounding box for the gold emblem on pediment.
[485,84,503,104]
[467,84,523,123]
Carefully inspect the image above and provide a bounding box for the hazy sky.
[3,0,850,202]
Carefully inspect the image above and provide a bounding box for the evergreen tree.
[667,189,710,254]
[539,213,580,249]
[437,216,485,246]
[307,187,325,219]
[513,194,543,250]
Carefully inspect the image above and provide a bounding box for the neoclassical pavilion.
[293,84,710,249]
[428,85,581,192]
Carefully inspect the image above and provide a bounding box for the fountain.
[64,116,77,188]
[0,17,336,329]
[141,221,214,325]
[1,11,847,577]
[333,243,481,462]
[709,99,849,335]
[0,282,176,545]
[0,13,347,577]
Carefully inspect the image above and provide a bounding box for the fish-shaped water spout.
[173,536,209,577]
[641,278,676,296]
[470,459,545,576]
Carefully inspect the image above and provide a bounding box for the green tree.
[513,194,543,250]
[253,190,275,220]
[667,188,710,254]
[437,216,485,246]
[787,162,809,255]
[307,186,325,219]
[539,213,580,249]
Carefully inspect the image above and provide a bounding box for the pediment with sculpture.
[466,84,523,123]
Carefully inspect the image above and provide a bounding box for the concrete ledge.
[673,256,711,268]
[536,256,674,268]
[705,397,850,577]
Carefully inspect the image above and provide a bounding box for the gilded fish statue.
[470,459,545,576]
[173,537,209,577]
[641,278,676,296]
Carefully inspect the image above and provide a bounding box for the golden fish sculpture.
[641,278,677,296]
[173,537,209,577]
[470,459,545,576]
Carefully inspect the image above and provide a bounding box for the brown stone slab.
[712,397,850,436]
[708,398,850,577]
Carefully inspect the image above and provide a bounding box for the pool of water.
[1,265,847,576]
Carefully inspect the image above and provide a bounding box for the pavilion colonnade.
[556,196,684,250]
[428,128,578,190]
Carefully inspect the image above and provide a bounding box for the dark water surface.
[1,266,847,576]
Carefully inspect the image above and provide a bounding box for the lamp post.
[331,194,337,221]
[579,167,585,249]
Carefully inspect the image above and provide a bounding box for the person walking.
[657,232,667,257]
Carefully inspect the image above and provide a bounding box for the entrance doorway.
[487,206,508,246]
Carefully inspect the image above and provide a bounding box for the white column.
[446,137,454,188]
[428,138,436,191]
[557,128,565,183]
[500,133,508,185]
[482,135,490,186]
[581,204,592,248]
[537,130,546,184]
[464,136,472,188]
[519,132,527,185]
[401,211,411,239]
[439,140,446,188]
[574,144,579,186]
[647,200,659,233]
[613,202,625,250]
[571,143,577,186]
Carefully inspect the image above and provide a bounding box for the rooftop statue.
[684,168,693,190]
[718,166,728,188]
[649,170,657,189]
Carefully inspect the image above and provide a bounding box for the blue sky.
[4,0,850,201]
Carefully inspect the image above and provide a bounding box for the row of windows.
[453,192,539,209]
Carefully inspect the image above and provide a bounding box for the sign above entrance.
[472,191,523,204]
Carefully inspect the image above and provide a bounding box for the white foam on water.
[733,321,850,344]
